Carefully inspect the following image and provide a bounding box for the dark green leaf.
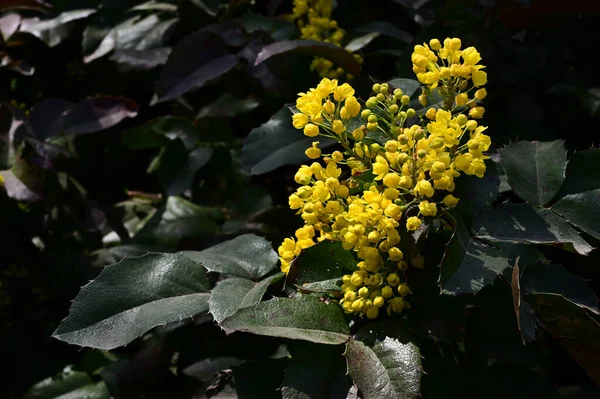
[24,366,92,399]
[241,106,335,175]
[53,252,209,350]
[254,40,361,77]
[289,240,358,285]
[387,78,422,98]
[281,342,351,399]
[439,213,509,295]
[209,272,284,323]
[473,202,593,255]
[453,160,500,216]
[197,93,260,119]
[233,358,287,399]
[183,234,278,279]
[55,382,110,399]
[183,357,246,381]
[345,322,422,399]
[133,196,223,247]
[521,263,599,314]
[110,47,171,71]
[297,278,341,294]
[511,260,537,343]
[220,297,351,345]
[165,146,213,196]
[498,140,566,206]
[121,116,199,150]
[153,31,239,104]
[557,148,600,197]
[355,21,412,43]
[552,189,600,240]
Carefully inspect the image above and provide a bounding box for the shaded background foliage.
[1,0,600,398]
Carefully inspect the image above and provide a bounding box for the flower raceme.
[278,38,490,319]
[289,0,362,80]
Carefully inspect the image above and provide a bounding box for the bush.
[2,0,600,398]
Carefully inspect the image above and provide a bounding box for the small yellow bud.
[418,94,427,106]
[443,194,459,208]
[425,108,437,120]
[455,93,468,106]
[361,109,371,119]
[373,296,385,308]
[398,283,410,296]
[385,140,399,153]
[332,151,343,162]
[376,93,385,102]
[439,67,451,79]
[303,123,319,137]
[406,108,416,118]
[474,88,487,100]
[386,273,400,286]
[406,216,422,231]
[352,299,365,312]
[417,149,427,158]
[389,104,399,114]
[466,120,478,130]
[469,106,485,119]
[366,306,379,319]
[400,95,410,105]
[450,37,461,50]
[332,119,345,134]
[397,260,408,271]
[358,286,369,298]
[372,83,381,93]
[305,142,321,159]
[456,114,468,126]
[368,114,377,123]
[366,97,378,108]
[352,127,365,141]
[292,113,309,129]
[429,38,441,50]
[389,247,404,261]
[398,135,409,145]
[381,286,393,298]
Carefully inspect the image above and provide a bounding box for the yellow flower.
[474,88,487,100]
[406,216,422,231]
[305,142,321,159]
[332,119,345,134]
[388,247,404,261]
[316,77,338,98]
[461,47,481,65]
[472,70,487,87]
[304,123,319,137]
[418,200,437,216]
[443,194,459,208]
[455,93,468,106]
[384,203,402,220]
[334,83,355,101]
[383,173,400,188]
[292,113,309,129]
[345,96,361,117]
[322,99,335,114]
[415,180,434,197]
[372,155,389,180]
[469,106,485,119]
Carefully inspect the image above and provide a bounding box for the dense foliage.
[2,0,600,398]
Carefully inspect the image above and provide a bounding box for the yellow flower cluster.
[278,38,491,319]
[290,0,362,80]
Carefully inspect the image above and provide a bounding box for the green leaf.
[241,106,335,175]
[345,32,380,52]
[183,357,246,381]
[24,366,92,399]
[345,322,422,399]
[521,263,599,314]
[281,342,351,399]
[453,160,500,217]
[254,39,361,77]
[297,278,342,294]
[220,296,351,345]
[473,202,593,255]
[121,116,199,150]
[133,196,223,247]
[439,213,509,295]
[498,140,567,206]
[209,272,284,323]
[55,382,110,399]
[289,240,358,285]
[53,253,210,350]
[557,148,600,197]
[552,189,600,240]
[355,21,412,43]
[387,78,422,98]
[183,234,278,279]
[153,30,239,104]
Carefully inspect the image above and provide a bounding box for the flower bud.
[398,134,409,145]
[389,104,399,114]
[426,108,437,120]
[376,93,385,102]
[361,109,371,119]
[401,95,410,105]
[417,149,427,158]
[372,83,381,93]
[406,108,416,118]
[429,38,441,50]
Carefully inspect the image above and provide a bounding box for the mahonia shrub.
[289,0,363,79]
[279,37,490,319]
